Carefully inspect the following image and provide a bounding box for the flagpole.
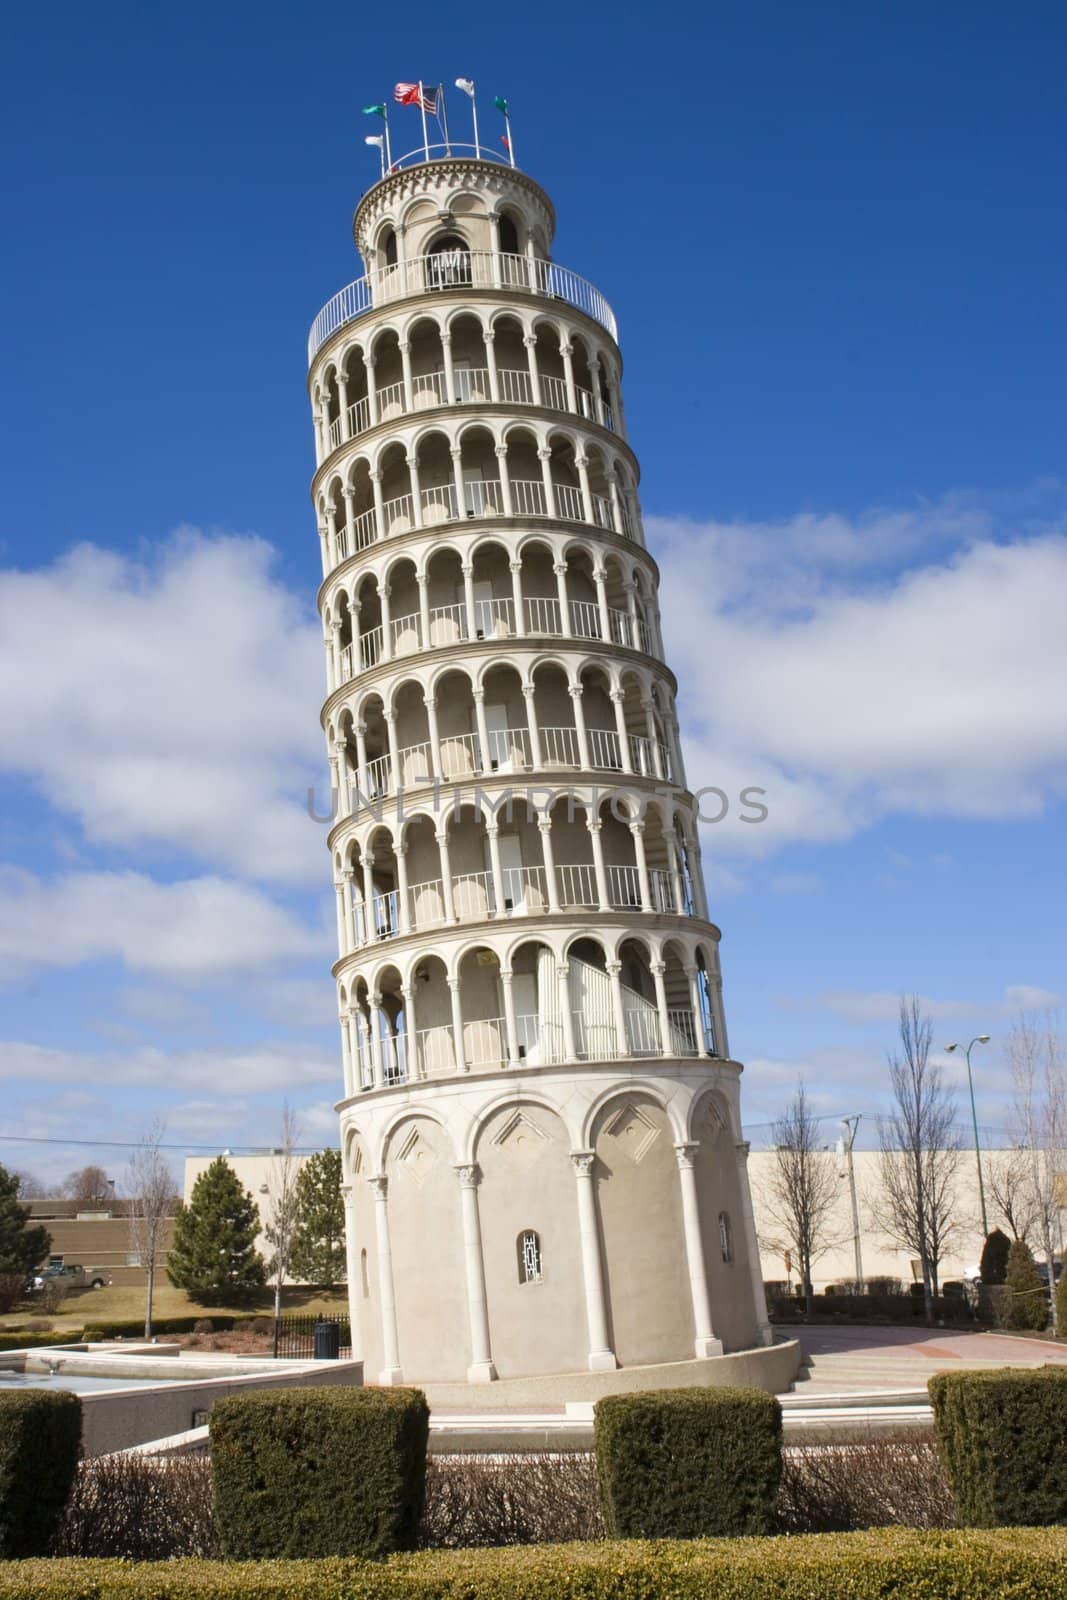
[504,110,516,167]
[438,83,451,156]
[383,106,393,171]
[472,92,481,158]
[418,80,430,161]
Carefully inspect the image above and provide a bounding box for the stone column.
[417,571,431,646]
[539,818,561,913]
[440,331,457,405]
[570,685,591,770]
[370,469,385,539]
[337,368,351,439]
[650,960,672,1055]
[400,983,415,1081]
[448,975,466,1071]
[462,561,477,637]
[575,454,594,527]
[523,333,542,406]
[553,561,570,635]
[486,821,505,915]
[606,960,631,1058]
[399,338,414,413]
[495,443,513,515]
[395,842,410,935]
[593,567,611,641]
[611,688,633,773]
[450,447,465,519]
[558,963,578,1061]
[366,355,379,426]
[587,817,612,912]
[538,447,555,515]
[407,453,424,530]
[522,685,543,769]
[424,694,443,777]
[332,737,351,819]
[341,868,357,951]
[452,1165,497,1382]
[354,723,369,793]
[710,966,730,1060]
[685,966,707,1052]
[338,1009,353,1094]
[571,1152,617,1371]
[368,994,385,1087]
[560,342,578,414]
[437,828,457,924]
[674,1144,723,1358]
[510,559,526,637]
[472,687,491,773]
[735,1139,774,1346]
[340,1183,364,1361]
[500,967,520,1067]
[665,829,687,914]
[630,820,652,912]
[370,1175,403,1383]
[325,501,340,568]
[483,329,500,403]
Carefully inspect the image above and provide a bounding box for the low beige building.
[27,1198,178,1287]
[747,1146,1041,1293]
[182,1153,316,1273]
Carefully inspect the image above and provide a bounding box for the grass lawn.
[0,1283,348,1330]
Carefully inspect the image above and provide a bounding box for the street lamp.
[945,1035,991,1239]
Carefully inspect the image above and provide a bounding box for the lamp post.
[945,1035,991,1239]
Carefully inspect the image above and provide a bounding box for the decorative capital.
[574,455,589,470]
[674,1142,699,1171]
[342,867,355,882]
[553,561,568,576]
[369,468,383,482]
[509,560,523,574]
[472,686,485,702]
[369,989,382,1007]
[650,961,666,977]
[605,959,621,975]
[537,447,552,462]
[483,329,496,345]
[571,1150,596,1178]
[523,334,538,349]
[454,1163,480,1189]
[422,694,437,709]
[629,819,645,836]
[560,342,573,358]
[405,453,419,470]
[369,1174,388,1198]
[495,444,508,458]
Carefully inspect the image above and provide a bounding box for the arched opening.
[434,667,478,778]
[519,539,561,636]
[378,440,414,534]
[480,662,529,772]
[580,663,622,772]
[509,939,563,1062]
[662,936,700,1056]
[386,555,420,657]
[533,321,566,413]
[565,544,601,640]
[376,962,407,1084]
[449,313,490,404]
[495,797,546,915]
[407,315,446,410]
[456,423,502,517]
[533,663,578,769]
[424,545,466,645]
[470,539,515,639]
[414,427,456,524]
[405,814,445,932]
[517,1229,543,1284]
[597,793,640,910]
[566,935,614,1058]
[498,211,520,257]
[617,935,662,1056]
[353,574,383,672]
[365,825,399,941]
[410,953,453,1077]
[371,330,405,422]
[457,944,507,1070]
[393,678,432,785]
[491,314,530,404]
[426,232,472,290]
[448,803,493,920]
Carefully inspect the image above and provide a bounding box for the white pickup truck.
[42,1262,111,1290]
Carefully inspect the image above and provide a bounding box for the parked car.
[42,1263,111,1290]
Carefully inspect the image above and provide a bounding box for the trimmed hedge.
[595,1385,781,1538]
[81,1314,259,1339]
[5,1531,1067,1597]
[769,1290,973,1323]
[210,1385,429,1559]
[930,1367,1067,1526]
[0,1333,84,1351]
[0,1391,82,1558]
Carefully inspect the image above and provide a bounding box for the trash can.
[313,1320,340,1360]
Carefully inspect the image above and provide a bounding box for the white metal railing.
[376,380,406,419]
[569,599,602,639]
[608,607,631,646]
[668,1008,700,1056]
[428,602,467,644]
[602,406,615,432]
[636,616,652,654]
[524,595,562,635]
[328,416,342,451]
[497,367,533,405]
[347,397,370,437]
[555,483,585,522]
[397,739,434,785]
[541,725,580,766]
[626,1009,661,1055]
[573,1013,617,1061]
[465,1017,508,1069]
[486,725,531,771]
[416,1023,455,1078]
[501,865,548,912]
[575,386,599,423]
[516,1013,563,1063]
[390,611,422,654]
[361,753,392,799]
[628,734,659,777]
[439,731,482,778]
[454,367,491,404]
[412,370,447,407]
[510,478,547,517]
[608,865,642,909]
[591,493,613,531]
[372,889,399,940]
[461,478,504,517]
[588,727,623,770]
[473,596,514,637]
[649,869,675,913]
[359,626,383,670]
[557,863,597,908]
[453,871,496,919]
[409,878,447,930]
[382,1031,408,1085]
[339,643,355,683]
[541,374,568,411]
[421,483,458,523]
[382,492,414,533]
[309,251,618,363]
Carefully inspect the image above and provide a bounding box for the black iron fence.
[273,1312,352,1360]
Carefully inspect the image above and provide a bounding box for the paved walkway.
[793,1324,1067,1396]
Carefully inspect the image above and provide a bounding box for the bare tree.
[12,1170,46,1199]
[764,1082,842,1316]
[986,1145,1040,1242]
[126,1121,179,1339]
[263,1104,302,1327]
[1007,1015,1066,1329]
[62,1164,113,1205]
[874,997,962,1323]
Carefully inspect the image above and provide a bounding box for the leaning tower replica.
[308,135,771,1389]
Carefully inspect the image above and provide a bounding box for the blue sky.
[1,0,1065,1182]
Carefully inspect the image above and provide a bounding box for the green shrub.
[594,1386,781,1539]
[210,1385,429,1559]
[980,1227,1011,1284]
[6,1530,1067,1598]
[1006,1238,1048,1330]
[0,1332,84,1351]
[930,1367,1067,1525]
[82,1314,256,1339]
[0,1391,82,1557]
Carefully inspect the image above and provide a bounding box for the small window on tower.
[517,1229,543,1284]
[426,234,472,289]
[381,227,398,268]
[498,212,520,257]
[719,1211,733,1264]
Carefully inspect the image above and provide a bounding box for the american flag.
[394,82,439,114]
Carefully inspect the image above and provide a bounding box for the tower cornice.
[353,158,555,254]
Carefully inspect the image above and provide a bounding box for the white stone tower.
[307,141,771,1388]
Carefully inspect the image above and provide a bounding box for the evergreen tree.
[290,1150,346,1289]
[0,1165,51,1296]
[980,1227,1011,1285]
[1005,1237,1048,1331]
[167,1157,265,1305]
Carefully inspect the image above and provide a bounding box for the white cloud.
[0,1039,339,1094]
[0,866,327,977]
[0,531,326,883]
[1003,984,1062,1012]
[653,490,1067,854]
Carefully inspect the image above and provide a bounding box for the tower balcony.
[309,251,617,365]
